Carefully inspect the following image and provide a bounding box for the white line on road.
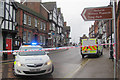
[64,59,91,78]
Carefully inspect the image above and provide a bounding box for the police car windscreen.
[18,51,45,56]
[83,40,96,46]
[20,47,41,50]
[18,47,45,56]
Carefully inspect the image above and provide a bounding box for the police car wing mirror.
[13,52,17,55]
[45,51,49,54]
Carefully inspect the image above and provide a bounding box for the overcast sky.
[16,0,110,43]
[43,0,111,43]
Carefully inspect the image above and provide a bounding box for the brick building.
[15,2,49,48]
[89,25,95,38]
[63,22,71,46]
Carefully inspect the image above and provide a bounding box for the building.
[63,22,71,46]
[57,8,64,46]
[42,2,58,47]
[15,2,49,48]
[89,25,95,38]
[1,0,17,52]
[42,2,65,47]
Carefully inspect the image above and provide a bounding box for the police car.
[13,43,54,76]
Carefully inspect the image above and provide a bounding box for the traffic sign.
[81,7,113,21]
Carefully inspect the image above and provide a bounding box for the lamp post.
[0,18,3,54]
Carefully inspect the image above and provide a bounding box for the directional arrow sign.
[81,7,113,21]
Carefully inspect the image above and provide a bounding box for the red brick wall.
[40,4,48,19]
[94,21,98,35]
[24,2,41,13]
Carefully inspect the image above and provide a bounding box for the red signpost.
[81,7,113,21]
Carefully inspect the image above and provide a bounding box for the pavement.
[73,47,114,78]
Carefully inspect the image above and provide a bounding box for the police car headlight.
[45,60,52,65]
[16,61,25,67]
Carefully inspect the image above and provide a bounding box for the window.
[28,32,31,43]
[40,22,43,29]
[23,31,27,43]
[43,23,46,31]
[49,14,52,20]
[35,19,37,27]
[0,1,4,8]
[60,28,62,33]
[52,23,55,31]
[28,16,31,26]
[43,36,46,45]
[49,23,52,30]
[40,35,42,45]
[0,1,4,17]
[58,27,59,33]
[24,14,27,24]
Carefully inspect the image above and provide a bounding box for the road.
[1,47,113,79]
[1,47,86,79]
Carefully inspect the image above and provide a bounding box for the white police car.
[13,43,54,76]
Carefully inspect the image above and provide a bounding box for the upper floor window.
[49,14,52,20]
[58,27,59,33]
[28,16,31,26]
[52,23,55,31]
[35,19,37,27]
[43,22,46,31]
[0,1,4,8]
[23,14,27,24]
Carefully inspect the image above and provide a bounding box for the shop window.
[40,35,42,45]
[28,32,31,43]
[23,31,26,43]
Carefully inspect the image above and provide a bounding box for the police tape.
[0,43,115,53]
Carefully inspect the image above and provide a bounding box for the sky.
[16,0,110,44]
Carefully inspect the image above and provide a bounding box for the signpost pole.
[112,0,117,79]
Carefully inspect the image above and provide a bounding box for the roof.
[42,2,56,11]
[15,2,48,21]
